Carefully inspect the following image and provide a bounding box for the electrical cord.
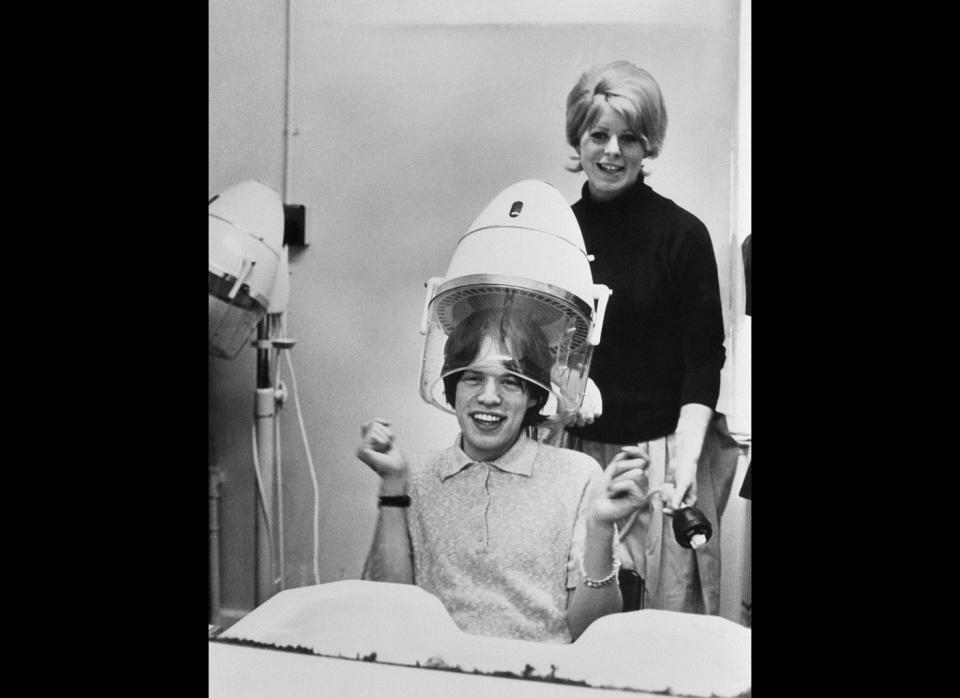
[283,347,321,585]
[250,423,275,551]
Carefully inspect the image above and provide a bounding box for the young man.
[357,309,650,643]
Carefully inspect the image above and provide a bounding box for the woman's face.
[577,102,646,202]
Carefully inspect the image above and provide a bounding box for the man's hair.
[441,308,551,427]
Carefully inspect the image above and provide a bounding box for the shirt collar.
[439,432,537,481]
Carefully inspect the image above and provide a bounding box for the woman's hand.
[662,460,698,513]
[356,418,408,488]
[571,378,603,427]
[587,446,653,525]
[661,403,711,512]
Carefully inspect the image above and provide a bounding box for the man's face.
[454,364,536,462]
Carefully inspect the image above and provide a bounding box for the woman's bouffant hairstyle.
[441,308,551,427]
[564,61,668,174]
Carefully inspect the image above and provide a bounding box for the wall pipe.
[209,466,223,625]
[254,0,294,601]
[282,0,295,203]
[253,0,294,604]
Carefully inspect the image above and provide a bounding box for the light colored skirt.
[539,414,739,615]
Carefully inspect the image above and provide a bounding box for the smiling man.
[357,308,651,644]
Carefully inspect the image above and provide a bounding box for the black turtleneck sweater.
[566,176,726,444]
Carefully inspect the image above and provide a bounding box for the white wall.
[209,0,745,621]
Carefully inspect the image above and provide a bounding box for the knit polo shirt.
[406,433,603,644]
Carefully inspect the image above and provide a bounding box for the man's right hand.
[356,418,408,489]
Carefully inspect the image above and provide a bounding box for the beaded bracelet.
[582,558,622,588]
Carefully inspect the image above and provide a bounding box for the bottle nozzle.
[671,505,713,549]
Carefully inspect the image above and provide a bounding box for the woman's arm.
[667,220,724,510]
[663,402,713,511]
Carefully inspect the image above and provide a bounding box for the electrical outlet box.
[283,204,308,247]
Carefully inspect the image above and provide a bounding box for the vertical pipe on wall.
[274,0,294,594]
[209,466,223,624]
[282,0,294,203]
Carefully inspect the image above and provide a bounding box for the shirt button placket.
[477,463,491,552]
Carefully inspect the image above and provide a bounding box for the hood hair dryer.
[418,180,612,423]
